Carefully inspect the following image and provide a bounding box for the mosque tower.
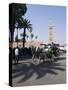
[48,21,55,44]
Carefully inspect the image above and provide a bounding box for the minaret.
[48,21,54,44]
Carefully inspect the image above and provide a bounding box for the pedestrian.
[14,47,19,64]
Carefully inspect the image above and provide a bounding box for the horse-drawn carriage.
[31,44,60,64]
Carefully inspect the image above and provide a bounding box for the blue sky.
[14,4,66,44]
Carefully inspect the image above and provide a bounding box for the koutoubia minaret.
[48,21,54,44]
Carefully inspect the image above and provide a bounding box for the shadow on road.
[12,60,65,83]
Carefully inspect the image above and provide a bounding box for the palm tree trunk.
[10,31,13,43]
[23,28,26,48]
[17,28,18,47]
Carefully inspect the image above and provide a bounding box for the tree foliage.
[9,3,27,42]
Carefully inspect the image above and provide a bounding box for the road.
[12,53,66,87]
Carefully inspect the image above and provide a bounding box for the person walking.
[14,47,19,64]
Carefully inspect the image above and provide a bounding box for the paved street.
[12,53,66,87]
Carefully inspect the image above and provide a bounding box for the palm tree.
[26,35,29,40]
[15,35,18,42]
[15,22,19,47]
[17,27,18,46]
[20,33,29,41]
[35,36,38,40]
[19,18,32,48]
[9,3,27,43]
[30,33,34,42]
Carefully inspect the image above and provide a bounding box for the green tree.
[26,35,29,40]
[15,23,19,46]
[15,35,18,42]
[19,18,32,48]
[9,3,27,43]
[20,33,29,41]
[35,36,38,40]
[30,33,34,42]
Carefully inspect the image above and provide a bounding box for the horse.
[31,46,60,64]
